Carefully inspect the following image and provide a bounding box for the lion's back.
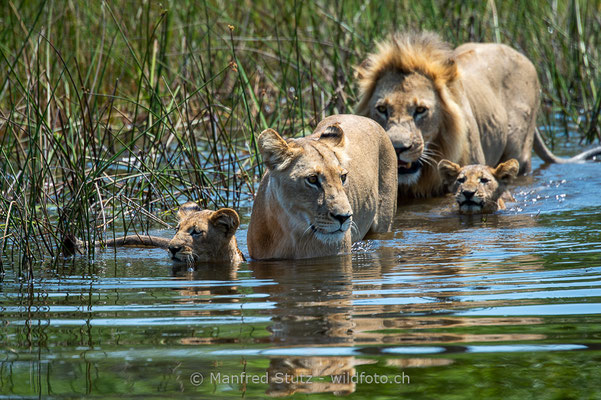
[454,43,540,168]
[455,43,538,96]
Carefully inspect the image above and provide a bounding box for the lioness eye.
[457,177,466,183]
[191,229,205,236]
[306,175,319,186]
[414,106,427,117]
[376,105,387,115]
[480,177,490,184]
[340,173,348,184]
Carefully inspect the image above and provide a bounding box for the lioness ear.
[258,129,298,171]
[438,159,461,185]
[210,208,240,236]
[318,123,345,147]
[493,159,519,183]
[178,201,202,219]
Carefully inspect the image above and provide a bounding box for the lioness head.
[355,32,465,195]
[258,124,353,243]
[438,159,519,214]
[168,202,241,263]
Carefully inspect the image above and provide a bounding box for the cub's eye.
[456,177,466,183]
[340,173,348,184]
[414,106,427,117]
[306,175,319,186]
[480,177,490,184]
[376,105,387,114]
[191,228,205,237]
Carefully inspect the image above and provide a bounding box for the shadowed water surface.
[2,158,601,399]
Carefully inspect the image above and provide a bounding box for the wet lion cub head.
[168,202,243,264]
[438,159,519,214]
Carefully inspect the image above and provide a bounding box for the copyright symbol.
[190,372,204,386]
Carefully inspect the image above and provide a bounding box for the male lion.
[62,202,243,265]
[247,114,397,260]
[355,31,601,199]
[438,159,519,214]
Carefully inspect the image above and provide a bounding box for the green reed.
[0,0,599,273]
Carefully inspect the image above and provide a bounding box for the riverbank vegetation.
[1,0,600,272]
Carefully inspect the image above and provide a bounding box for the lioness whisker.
[301,224,314,239]
[350,221,359,235]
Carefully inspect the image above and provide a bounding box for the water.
[2,157,601,399]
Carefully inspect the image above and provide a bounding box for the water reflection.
[252,257,356,395]
[167,246,554,396]
[2,162,601,398]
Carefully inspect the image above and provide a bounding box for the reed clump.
[1,0,599,273]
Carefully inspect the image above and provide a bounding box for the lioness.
[62,202,243,264]
[247,114,397,260]
[438,159,519,214]
[355,31,601,199]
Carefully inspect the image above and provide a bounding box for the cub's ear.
[493,159,519,183]
[438,159,462,185]
[258,129,299,171]
[210,208,240,236]
[178,201,202,219]
[318,123,345,147]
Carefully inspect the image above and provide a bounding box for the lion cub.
[63,202,243,265]
[247,114,397,260]
[438,159,519,214]
[168,202,244,265]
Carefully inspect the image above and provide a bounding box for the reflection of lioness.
[438,159,519,214]
[247,114,397,260]
[356,31,601,199]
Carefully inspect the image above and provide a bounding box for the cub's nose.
[168,246,181,256]
[462,190,475,199]
[331,213,352,226]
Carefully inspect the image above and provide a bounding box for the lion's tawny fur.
[63,203,244,265]
[247,114,397,260]
[438,159,519,214]
[168,202,244,265]
[355,31,540,199]
[355,32,460,115]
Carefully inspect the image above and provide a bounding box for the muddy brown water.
[2,157,601,399]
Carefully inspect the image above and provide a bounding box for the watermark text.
[189,371,410,386]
